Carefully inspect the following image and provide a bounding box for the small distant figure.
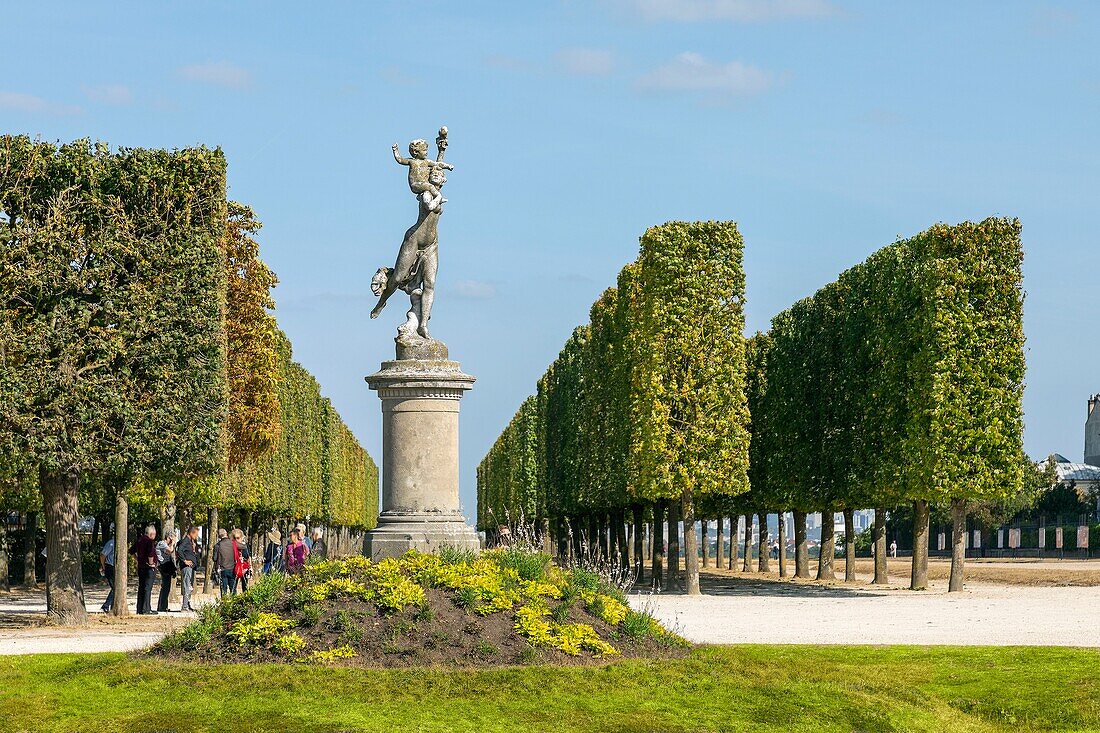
[889,539,898,558]
[131,525,158,615]
[155,529,178,612]
[177,526,201,612]
[232,528,253,592]
[263,528,283,574]
[213,528,236,596]
[99,533,116,614]
[310,528,328,561]
[285,528,310,575]
[392,128,453,212]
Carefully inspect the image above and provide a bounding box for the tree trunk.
[40,468,88,624]
[910,499,929,591]
[681,490,700,595]
[873,507,888,584]
[112,490,129,616]
[777,511,787,578]
[843,507,856,582]
[757,511,770,573]
[651,501,665,591]
[741,513,752,572]
[700,519,709,568]
[632,504,645,583]
[817,506,836,581]
[615,510,629,573]
[0,521,9,592]
[667,499,681,591]
[598,513,610,562]
[949,497,967,592]
[728,514,738,570]
[794,509,809,578]
[203,506,218,594]
[23,511,37,587]
[716,516,725,570]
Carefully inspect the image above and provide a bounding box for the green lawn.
[1,646,1097,732]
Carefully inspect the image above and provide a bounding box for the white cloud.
[636,53,775,98]
[452,279,497,299]
[82,84,133,105]
[555,48,616,76]
[0,91,81,115]
[625,0,835,22]
[178,61,251,89]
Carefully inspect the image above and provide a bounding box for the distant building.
[1051,454,1100,512]
[1086,394,1100,467]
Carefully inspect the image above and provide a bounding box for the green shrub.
[486,547,551,581]
[437,546,477,566]
[227,611,295,647]
[273,632,306,656]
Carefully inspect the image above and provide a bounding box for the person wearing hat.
[263,527,284,574]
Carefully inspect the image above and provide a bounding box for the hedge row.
[741,218,1026,517]
[477,222,750,535]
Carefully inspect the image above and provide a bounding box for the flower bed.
[153,548,686,667]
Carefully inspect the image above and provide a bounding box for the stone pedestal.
[363,344,480,559]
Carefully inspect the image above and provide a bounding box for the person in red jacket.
[131,525,158,615]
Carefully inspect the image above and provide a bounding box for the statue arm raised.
[392,144,410,165]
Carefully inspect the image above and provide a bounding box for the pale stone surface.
[363,353,480,559]
[632,576,1100,646]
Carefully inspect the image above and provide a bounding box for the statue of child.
[392,131,453,210]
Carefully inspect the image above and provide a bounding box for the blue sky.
[4,1,1098,515]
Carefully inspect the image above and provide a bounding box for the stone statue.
[371,126,453,350]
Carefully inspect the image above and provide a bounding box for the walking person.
[297,523,312,551]
[99,532,116,613]
[263,528,283,574]
[889,539,898,558]
[284,528,310,575]
[213,528,236,597]
[131,525,158,615]
[232,528,253,592]
[310,528,327,561]
[155,530,178,612]
[177,526,201,612]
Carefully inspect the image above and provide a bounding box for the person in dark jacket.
[213,529,235,596]
[263,528,283,574]
[131,525,158,615]
[177,526,201,612]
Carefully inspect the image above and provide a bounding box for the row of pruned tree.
[478,221,751,594]
[0,137,377,621]
[477,218,1027,595]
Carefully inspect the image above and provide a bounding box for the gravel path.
[631,576,1100,646]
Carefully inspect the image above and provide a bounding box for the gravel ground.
[0,580,209,655]
[631,574,1100,646]
[4,564,1099,654]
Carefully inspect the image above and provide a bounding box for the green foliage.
[0,136,228,482]
[219,329,379,526]
[478,222,749,533]
[227,611,296,646]
[272,632,306,656]
[762,219,1026,513]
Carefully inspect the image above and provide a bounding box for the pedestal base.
[364,348,479,561]
[364,513,482,560]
